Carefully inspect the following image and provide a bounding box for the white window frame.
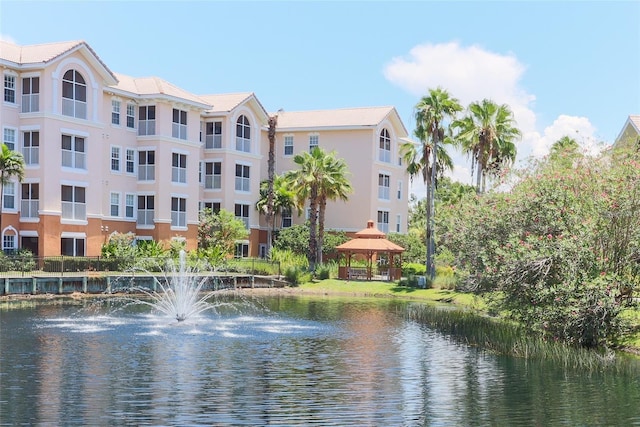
[20,182,39,220]
[377,210,389,233]
[172,108,187,140]
[3,127,16,151]
[61,185,86,221]
[396,214,402,233]
[171,152,187,183]
[235,163,250,192]
[171,197,187,228]
[378,173,390,200]
[110,192,120,217]
[284,135,294,156]
[61,134,86,170]
[235,115,251,153]
[112,99,121,125]
[125,193,135,219]
[2,181,15,210]
[126,103,135,129]
[22,130,39,165]
[111,146,121,172]
[281,208,292,228]
[309,134,319,152]
[138,150,155,181]
[60,233,85,256]
[125,148,135,174]
[22,76,40,113]
[4,73,16,104]
[379,129,391,163]
[138,105,156,136]
[137,194,155,227]
[61,69,87,119]
[205,121,222,149]
[204,161,222,190]
[235,203,250,229]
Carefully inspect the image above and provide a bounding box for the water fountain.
[131,250,216,321]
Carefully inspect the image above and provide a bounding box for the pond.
[1,294,639,426]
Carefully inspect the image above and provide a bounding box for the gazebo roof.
[336,220,405,253]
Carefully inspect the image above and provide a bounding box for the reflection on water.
[1,296,639,426]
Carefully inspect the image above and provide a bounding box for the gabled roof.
[111,73,211,109]
[336,221,405,253]
[614,115,640,147]
[274,106,408,135]
[199,92,270,125]
[0,40,117,85]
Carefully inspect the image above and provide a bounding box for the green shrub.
[402,262,426,277]
[284,266,312,286]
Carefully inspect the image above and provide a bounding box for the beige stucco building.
[0,40,410,257]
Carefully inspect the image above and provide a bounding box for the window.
[138,106,156,136]
[126,103,135,128]
[111,146,121,172]
[21,183,39,219]
[397,181,403,200]
[235,243,249,258]
[111,100,121,125]
[377,210,389,233]
[125,194,135,219]
[3,182,15,209]
[62,69,86,119]
[3,128,15,150]
[378,174,390,200]
[138,150,155,181]
[110,192,120,217]
[171,197,186,227]
[22,77,39,112]
[235,203,250,228]
[61,237,85,256]
[61,185,86,220]
[235,164,250,192]
[379,129,391,163]
[282,208,292,228]
[137,195,154,226]
[4,74,15,103]
[61,134,86,169]
[3,233,16,253]
[22,131,39,165]
[235,115,251,152]
[172,153,187,183]
[200,201,221,213]
[205,121,222,149]
[284,136,294,156]
[396,214,402,233]
[309,135,318,152]
[125,149,135,174]
[172,109,187,140]
[204,162,221,189]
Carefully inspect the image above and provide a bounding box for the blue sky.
[2,1,639,193]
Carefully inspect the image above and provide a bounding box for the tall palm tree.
[266,114,278,254]
[256,174,295,245]
[453,99,521,193]
[408,87,462,279]
[284,147,351,271]
[316,153,351,265]
[0,144,25,239]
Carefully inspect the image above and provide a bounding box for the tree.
[198,208,249,259]
[284,147,351,270]
[266,114,278,254]
[0,144,25,236]
[256,174,295,242]
[404,87,462,279]
[453,99,521,193]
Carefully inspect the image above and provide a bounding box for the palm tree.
[407,87,462,279]
[266,114,278,254]
[284,147,351,270]
[453,99,521,193]
[256,174,295,245]
[0,144,25,239]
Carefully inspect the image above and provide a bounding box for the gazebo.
[336,220,405,281]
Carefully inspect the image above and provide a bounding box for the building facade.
[0,40,410,257]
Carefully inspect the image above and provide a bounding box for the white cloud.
[384,41,600,195]
[0,34,17,43]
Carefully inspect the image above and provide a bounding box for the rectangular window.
[61,134,86,169]
[397,181,403,200]
[3,182,15,210]
[282,208,292,228]
[110,192,120,217]
[111,146,121,172]
[234,203,250,229]
[126,103,135,128]
[61,185,86,220]
[284,136,294,156]
[125,193,135,219]
[172,109,187,140]
[22,77,39,112]
[396,214,402,233]
[21,183,39,219]
[379,135,391,163]
[22,131,39,165]
[378,174,390,200]
[3,234,15,252]
[4,75,15,103]
[125,149,135,174]
[235,243,249,258]
[171,197,186,227]
[205,121,222,149]
[204,162,222,189]
[377,210,389,233]
[235,164,250,192]
[172,153,187,183]
[309,135,318,152]
[138,106,156,136]
[138,150,155,181]
[61,237,85,256]
[111,100,121,125]
[137,195,154,226]
[3,128,16,151]
[200,201,221,213]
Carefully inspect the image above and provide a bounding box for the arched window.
[62,69,87,119]
[2,227,17,254]
[379,129,391,163]
[235,115,251,153]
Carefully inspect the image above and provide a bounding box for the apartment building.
[1,39,410,257]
